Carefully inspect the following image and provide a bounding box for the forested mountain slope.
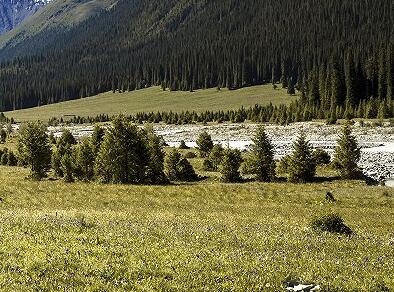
[0,0,392,118]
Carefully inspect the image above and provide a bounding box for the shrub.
[313,148,331,165]
[311,213,352,235]
[220,149,243,182]
[184,151,197,159]
[0,153,7,165]
[208,144,224,170]
[7,151,17,166]
[202,158,214,171]
[277,155,291,175]
[61,153,74,183]
[196,131,214,157]
[0,129,7,143]
[91,125,105,155]
[179,140,190,149]
[165,149,198,181]
[17,122,52,180]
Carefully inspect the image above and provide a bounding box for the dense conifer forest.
[0,0,392,120]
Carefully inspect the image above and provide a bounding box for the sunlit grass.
[5,85,297,122]
[0,165,393,290]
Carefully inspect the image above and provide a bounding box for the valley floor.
[0,166,393,290]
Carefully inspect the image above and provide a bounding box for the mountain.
[0,0,392,115]
[0,0,49,35]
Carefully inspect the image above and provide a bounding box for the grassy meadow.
[5,85,297,122]
[0,161,393,291]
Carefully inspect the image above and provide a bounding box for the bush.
[277,155,291,175]
[313,148,331,165]
[311,213,352,235]
[179,140,190,149]
[0,153,7,165]
[202,158,214,171]
[61,152,74,183]
[0,129,7,143]
[220,149,243,182]
[7,151,17,166]
[208,144,224,170]
[184,151,197,159]
[196,131,214,157]
[165,149,198,181]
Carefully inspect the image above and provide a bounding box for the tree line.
[16,115,362,184]
[0,0,391,115]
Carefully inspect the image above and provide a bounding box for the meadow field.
[5,85,297,122]
[0,163,393,291]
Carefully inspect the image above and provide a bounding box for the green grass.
[6,85,297,122]
[0,164,393,290]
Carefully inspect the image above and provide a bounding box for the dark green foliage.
[51,148,63,177]
[184,151,197,159]
[1,153,7,165]
[311,213,352,235]
[177,158,198,182]
[74,138,94,181]
[48,132,56,144]
[143,126,168,184]
[202,158,214,172]
[277,154,291,175]
[17,122,52,179]
[6,151,17,166]
[245,127,275,182]
[196,131,214,158]
[313,148,331,165]
[61,152,74,183]
[0,129,7,143]
[165,149,198,181]
[220,149,243,183]
[179,140,189,150]
[326,192,336,202]
[91,125,105,156]
[332,123,361,179]
[165,149,182,181]
[208,144,224,171]
[287,132,316,183]
[94,116,150,184]
[59,129,76,146]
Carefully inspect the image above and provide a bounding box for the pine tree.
[17,122,51,180]
[144,126,168,184]
[196,131,214,157]
[165,149,182,181]
[7,151,17,166]
[61,152,74,183]
[332,123,361,179]
[94,116,149,184]
[287,131,316,183]
[245,126,275,182]
[0,129,7,143]
[91,125,105,155]
[208,144,224,171]
[75,138,95,181]
[220,149,243,183]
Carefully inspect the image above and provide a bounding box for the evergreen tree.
[332,123,361,179]
[220,149,243,183]
[165,149,182,181]
[91,125,105,155]
[7,151,17,166]
[17,122,51,179]
[245,126,275,182]
[196,131,214,157]
[144,126,168,184]
[95,116,149,184]
[287,132,316,183]
[0,129,7,143]
[208,144,224,171]
[75,138,95,181]
[61,152,74,183]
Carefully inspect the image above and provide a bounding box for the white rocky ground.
[47,122,394,182]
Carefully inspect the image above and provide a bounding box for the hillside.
[5,84,297,122]
[0,0,391,116]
